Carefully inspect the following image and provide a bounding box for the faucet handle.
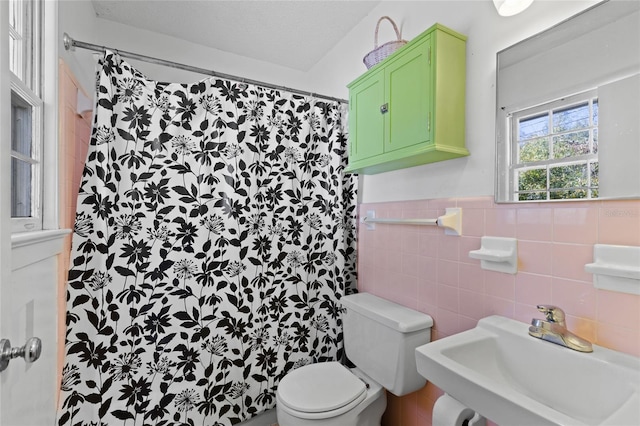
[536,305,566,325]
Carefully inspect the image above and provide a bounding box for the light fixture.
[493,0,534,16]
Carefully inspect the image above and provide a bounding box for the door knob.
[0,337,42,372]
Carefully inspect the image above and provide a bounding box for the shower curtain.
[57,51,357,426]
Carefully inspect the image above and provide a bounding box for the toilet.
[276,292,433,426]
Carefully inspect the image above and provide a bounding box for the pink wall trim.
[359,196,640,426]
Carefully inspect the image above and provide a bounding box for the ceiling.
[90,0,382,71]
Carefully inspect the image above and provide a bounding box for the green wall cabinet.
[346,23,468,174]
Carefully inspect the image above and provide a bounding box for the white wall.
[59,0,599,203]
[316,0,599,203]
[59,1,313,103]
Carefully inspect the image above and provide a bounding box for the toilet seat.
[277,362,367,419]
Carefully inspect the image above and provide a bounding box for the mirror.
[495,0,640,203]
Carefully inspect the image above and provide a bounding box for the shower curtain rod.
[63,33,348,104]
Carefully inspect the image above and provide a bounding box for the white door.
[1,1,61,424]
[1,0,10,421]
[2,234,62,426]
[0,120,62,422]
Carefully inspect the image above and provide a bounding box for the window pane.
[519,113,548,140]
[550,163,588,191]
[9,33,19,77]
[592,99,599,126]
[9,0,37,91]
[9,0,23,79]
[11,158,32,217]
[550,189,588,200]
[11,93,32,156]
[593,128,598,154]
[519,192,547,201]
[9,0,16,27]
[518,168,547,191]
[22,0,35,91]
[590,162,599,185]
[552,131,590,159]
[590,162,599,198]
[519,137,549,162]
[553,102,590,133]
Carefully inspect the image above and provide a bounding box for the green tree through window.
[511,91,598,201]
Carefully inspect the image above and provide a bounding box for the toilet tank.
[341,292,433,396]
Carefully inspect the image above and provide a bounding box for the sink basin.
[415,315,640,426]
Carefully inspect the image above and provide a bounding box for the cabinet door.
[348,70,385,163]
[385,39,432,152]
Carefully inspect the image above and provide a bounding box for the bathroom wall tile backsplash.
[359,196,640,426]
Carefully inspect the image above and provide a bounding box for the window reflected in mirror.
[510,91,599,201]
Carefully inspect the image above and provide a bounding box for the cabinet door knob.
[0,337,42,372]
[380,103,389,114]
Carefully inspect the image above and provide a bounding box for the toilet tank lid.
[341,293,433,332]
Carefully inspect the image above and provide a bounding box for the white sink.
[415,315,640,426]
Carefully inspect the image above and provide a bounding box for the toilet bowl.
[276,293,433,426]
[276,362,386,426]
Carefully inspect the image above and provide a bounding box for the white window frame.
[507,89,599,202]
[11,75,43,231]
[8,0,45,233]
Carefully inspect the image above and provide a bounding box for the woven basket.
[363,16,407,69]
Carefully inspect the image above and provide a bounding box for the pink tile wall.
[57,60,93,404]
[359,197,640,426]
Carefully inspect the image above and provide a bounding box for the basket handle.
[374,16,402,48]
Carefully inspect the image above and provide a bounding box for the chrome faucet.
[528,305,593,353]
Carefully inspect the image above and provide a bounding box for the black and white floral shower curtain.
[57,51,357,426]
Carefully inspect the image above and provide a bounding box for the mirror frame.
[495,0,640,203]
